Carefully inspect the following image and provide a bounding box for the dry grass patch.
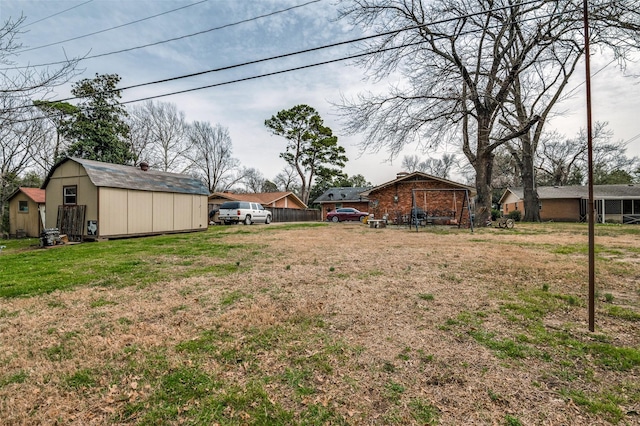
[0,222,638,425]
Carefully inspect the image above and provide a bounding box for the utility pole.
[583,0,595,332]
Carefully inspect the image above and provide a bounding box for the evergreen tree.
[265,105,347,205]
[63,74,133,165]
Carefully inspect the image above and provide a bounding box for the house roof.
[500,184,640,203]
[362,172,475,196]
[42,157,210,196]
[209,191,307,208]
[313,187,371,203]
[8,187,46,204]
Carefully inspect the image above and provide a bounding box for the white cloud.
[4,0,639,186]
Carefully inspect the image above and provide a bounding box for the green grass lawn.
[0,222,638,425]
[0,225,331,297]
[0,229,248,297]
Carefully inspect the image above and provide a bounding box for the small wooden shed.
[42,157,210,240]
[8,187,46,238]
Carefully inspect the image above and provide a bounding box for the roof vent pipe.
[140,162,149,171]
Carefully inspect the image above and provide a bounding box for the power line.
[117,7,557,95]
[6,0,322,69]
[623,132,640,145]
[3,0,548,99]
[8,3,560,123]
[22,0,94,28]
[119,45,399,106]
[3,0,548,73]
[559,58,617,102]
[16,0,209,53]
[6,38,407,125]
[7,0,605,126]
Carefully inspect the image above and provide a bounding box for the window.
[606,199,622,214]
[63,186,77,205]
[19,201,28,212]
[623,200,633,215]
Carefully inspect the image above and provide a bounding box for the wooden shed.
[8,187,46,238]
[42,157,210,240]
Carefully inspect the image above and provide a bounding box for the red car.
[327,208,369,222]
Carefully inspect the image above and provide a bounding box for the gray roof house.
[313,187,371,221]
[43,157,210,240]
[500,184,640,223]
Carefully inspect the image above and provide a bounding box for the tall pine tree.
[63,74,133,165]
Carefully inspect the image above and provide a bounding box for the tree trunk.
[508,138,541,223]
[521,151,540,222]
[473,151,494,227]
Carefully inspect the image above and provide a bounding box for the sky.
[1,0,640,187]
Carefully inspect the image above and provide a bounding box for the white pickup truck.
[218,201,272,225]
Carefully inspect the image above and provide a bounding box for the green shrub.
[491,209,501,221]
[507,210,522,221]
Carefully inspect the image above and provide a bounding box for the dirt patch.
[0,223,638,425]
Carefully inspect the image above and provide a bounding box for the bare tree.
[24,116,56,177]
[0,103,46,229]
[491,148,521,191]
[0,16,79,98]
[401,155,422,174]
[127,101,190,172]
[31,101,78,173]
[187,121,240,193]
[1,15,79,231]
[339,0,640,224]
[401,153,457,179]
[274,165,301,194]
[536,130,589,187]
[535,123,635,186]
[127,104,154,166]
[500,51,583,221]
[592,144,639,185]
[242,167,265,193]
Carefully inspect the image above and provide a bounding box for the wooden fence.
[270,208,321,223]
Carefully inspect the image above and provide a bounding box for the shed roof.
[209,191,307,208]
[43,157,209,196]
[8,187,46,204]
[501,184,640,203]
[313,187,371,203]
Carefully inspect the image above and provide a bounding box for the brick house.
[500,185,640,223]
[362,172,475,226]
[313,187,371,221]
